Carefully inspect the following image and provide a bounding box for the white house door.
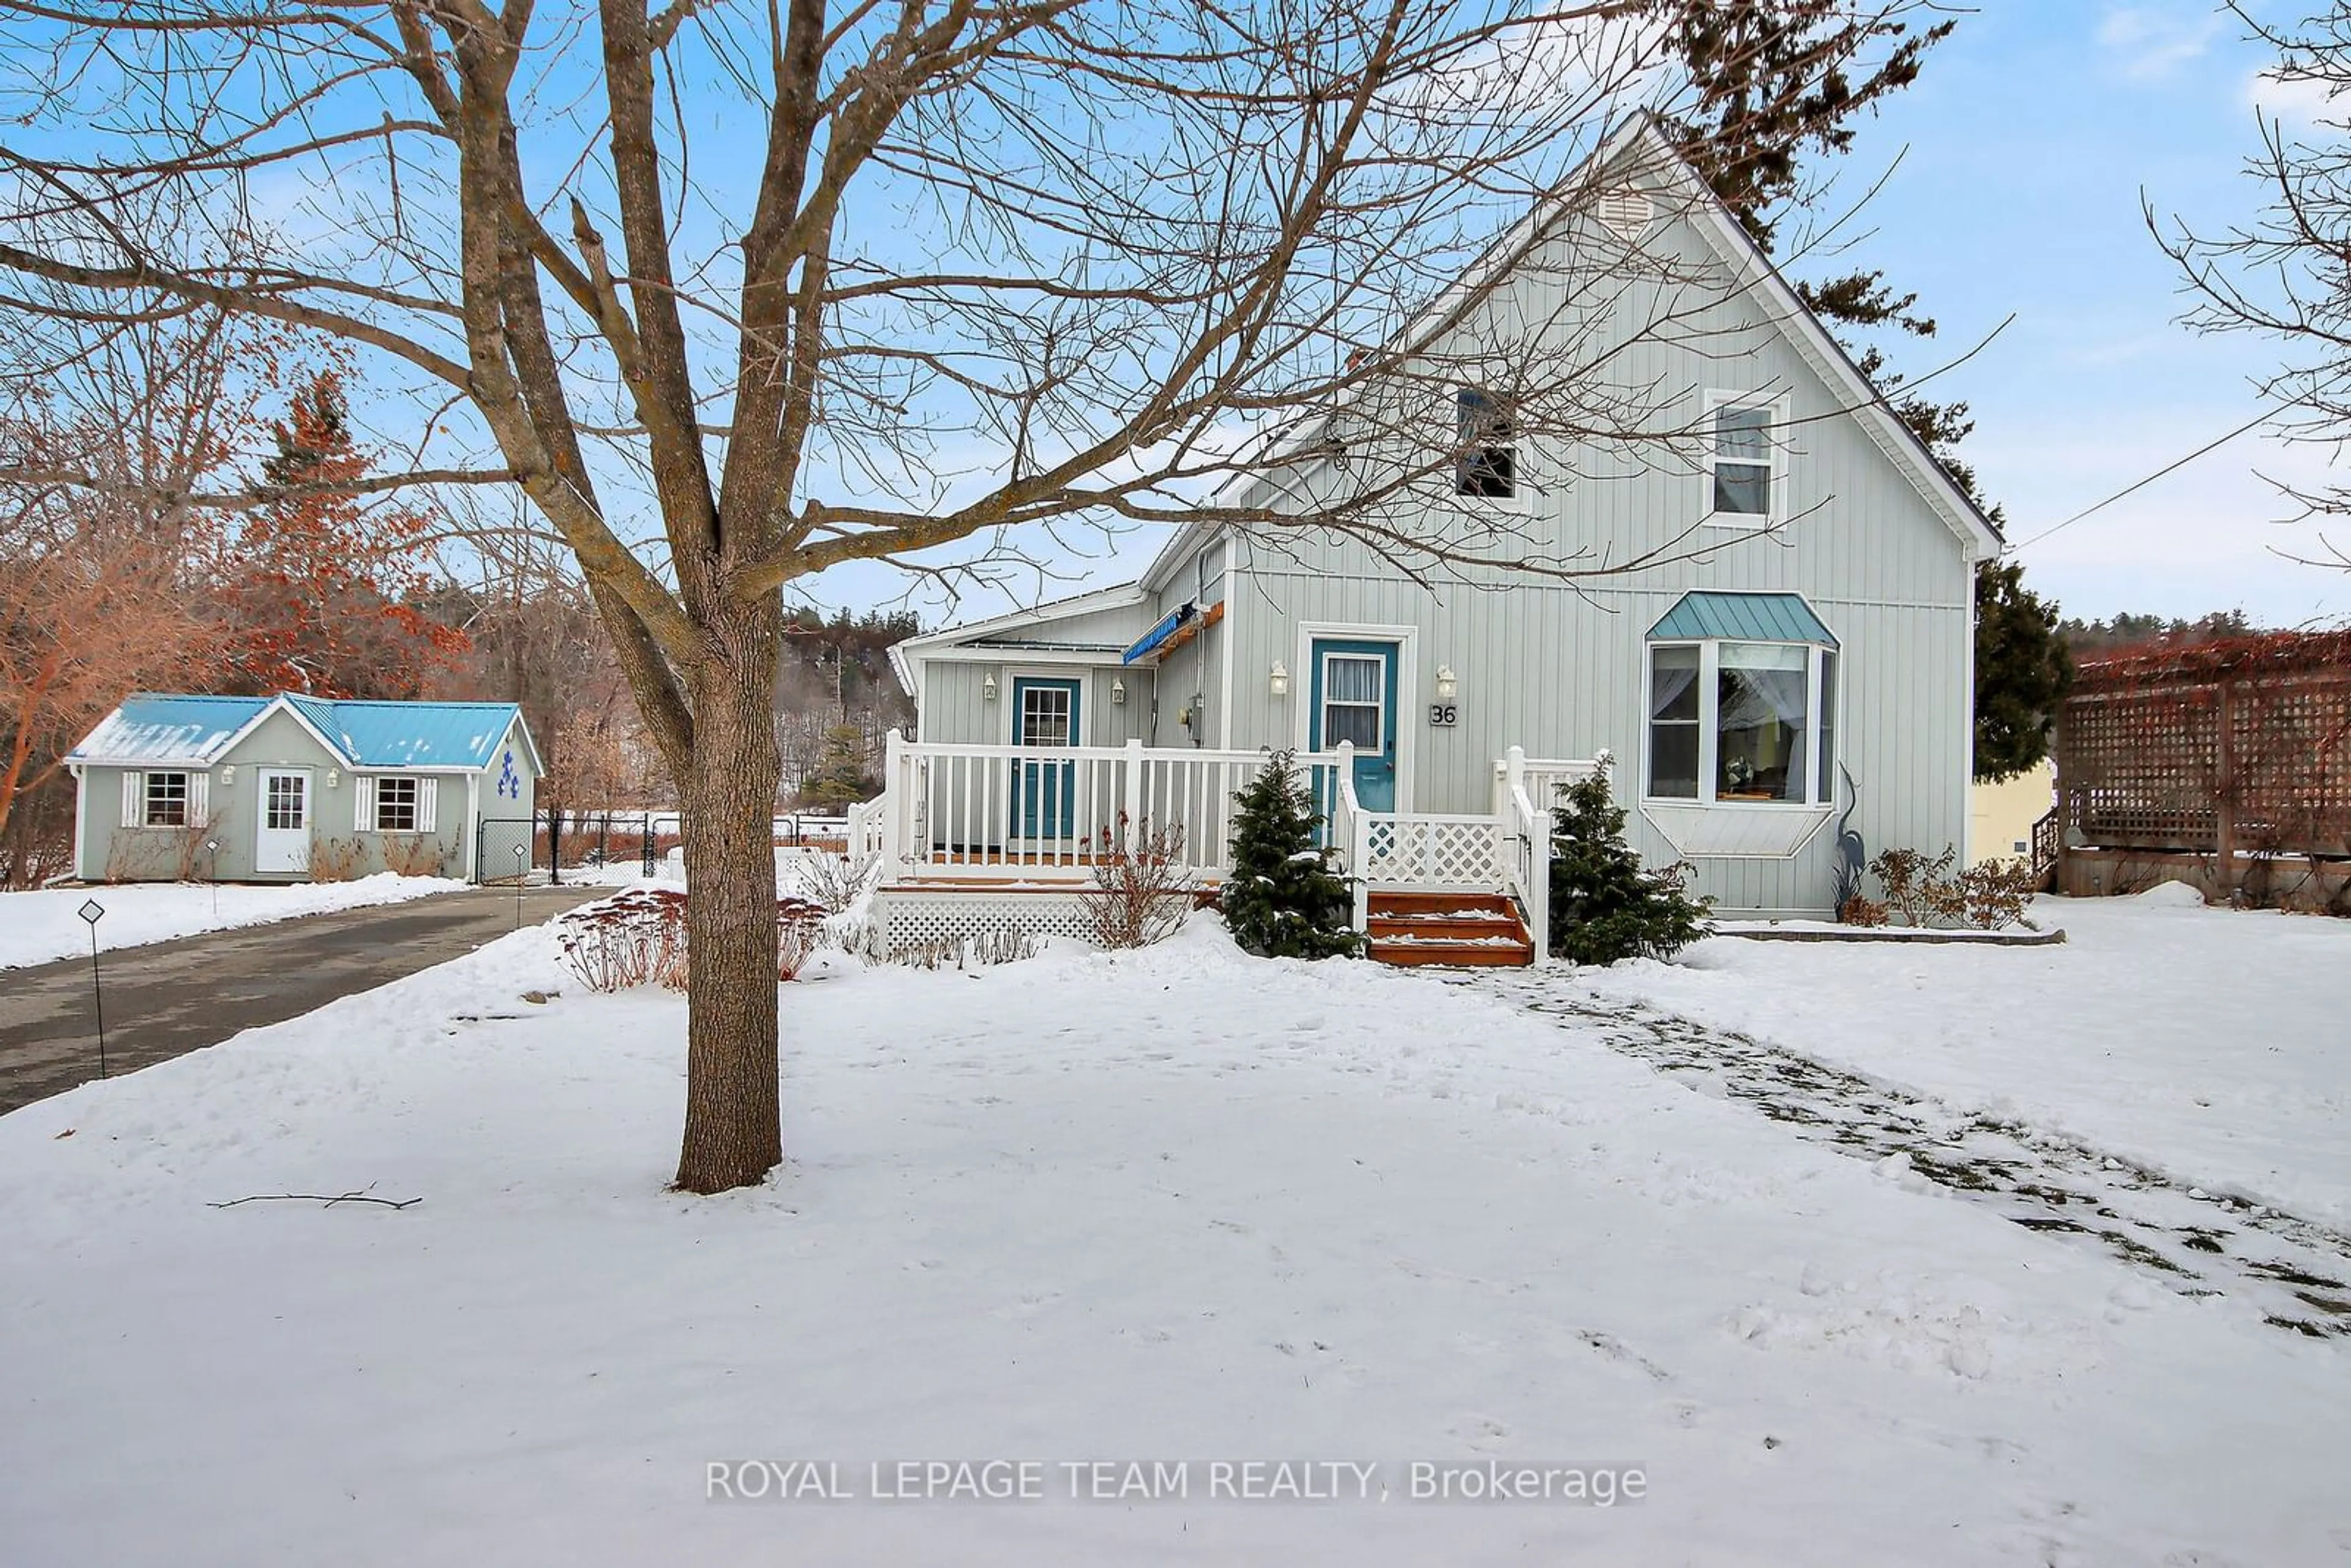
[255,770,311,874]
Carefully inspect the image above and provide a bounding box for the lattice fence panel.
[871,891,1096,958]
[2061,659,2351,857]
[1360,817,1507,887]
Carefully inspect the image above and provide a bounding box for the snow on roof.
[69,694,530,772]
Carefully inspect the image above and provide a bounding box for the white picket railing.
[877,731,1352,882]
[846,795,887,863]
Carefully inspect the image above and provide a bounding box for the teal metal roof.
[1649,591,1838,648]
[70,693,528,771]
[69,695,271,764]
[301,699,524,770]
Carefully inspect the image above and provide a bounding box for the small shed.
[65,694,541,884]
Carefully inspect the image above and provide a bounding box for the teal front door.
[1011,677,1081,839]
[1310,639,1399,811]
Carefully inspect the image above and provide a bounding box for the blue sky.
[831,1,2351,634]
[1751,0,2349,629]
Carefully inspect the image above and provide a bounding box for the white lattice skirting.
[871,889,1097,957]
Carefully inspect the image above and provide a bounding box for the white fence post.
[881,729,904,872]
[1123,738,1144,853]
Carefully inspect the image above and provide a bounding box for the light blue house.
[867,119,2000,964]
[66,694,541,884]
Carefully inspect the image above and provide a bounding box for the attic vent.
[1595,187,1654,240]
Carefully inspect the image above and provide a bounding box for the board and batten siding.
[1200,187,1976,917]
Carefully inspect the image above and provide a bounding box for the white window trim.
[1700,389,1789,528]
[1318,651,1388,756]
[1642,637,1839,809]
[1449,385,1529,512]
[360,774,432,834]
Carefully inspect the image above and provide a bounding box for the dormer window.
[1454,388,1517,499]
[1708,394,1781,521]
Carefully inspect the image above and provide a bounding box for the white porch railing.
[871,729,1600,961]
[846,795,887,862]
[877,730,1353,882]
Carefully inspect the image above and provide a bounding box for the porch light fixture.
[324,768,340,789]
[1435,665,1458,702]
[219,765,235,786]
[1269,660,1289,698]
[1110,675,1127,705]
[982,672,998,702]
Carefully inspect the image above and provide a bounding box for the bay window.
[1646,639,1839,806]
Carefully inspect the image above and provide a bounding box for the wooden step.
[1366,890,1518,918]
[1368,912,1524,939]
[1365,889,1535,968]
[1369,933,1534,968]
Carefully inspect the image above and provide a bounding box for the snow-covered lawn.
[4,915,2348,1565]
[0,872,471,971]
[1578,884,2351,1228]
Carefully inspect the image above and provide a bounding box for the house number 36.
[1428,703,1458,727]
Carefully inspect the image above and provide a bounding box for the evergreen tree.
[1223,750,1361,959]
[798,722,874,809]
[1548,760,1711,966]
[1974,561,2075,782]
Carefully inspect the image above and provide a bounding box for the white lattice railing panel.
[871,890,1096,956]
[1358,814,1508,888]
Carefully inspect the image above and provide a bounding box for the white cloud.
[2247,64,2345,126]
[2097,6,2225,81]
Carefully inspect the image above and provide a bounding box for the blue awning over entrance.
[1122,602,1196,665]
[1648,591,1838,647]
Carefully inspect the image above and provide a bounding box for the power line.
[2011,405,2280,550]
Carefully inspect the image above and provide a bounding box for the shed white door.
[255,769,311,874]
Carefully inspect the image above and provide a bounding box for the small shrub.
[1839,894,1889,928]
[307,835,362,883]
[1951,858,2037,931]
[1547,758,1711,964]
[1867,845,1957,928]
[1081,814,1196,950]
[378,834,448,878]
[557,887,689,991]
[862,928,1041,970]
[1224,749,1361,959]
[796,850,879,916]
[555,888,830,992]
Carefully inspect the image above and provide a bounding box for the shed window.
[144,771,189,827]
[373,777,420,832]
[1454,388,1517,499]
[1646,640,1837,806]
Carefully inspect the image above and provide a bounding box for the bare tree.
[0,0,1936,1190]
[2152,2,2351,569]
[0,313,250,864]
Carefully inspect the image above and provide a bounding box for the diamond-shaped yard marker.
[77,899,103,926]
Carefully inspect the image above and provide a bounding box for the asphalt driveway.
[0,886,602,1115]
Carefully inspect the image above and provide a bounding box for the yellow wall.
[1970,762,2054,865]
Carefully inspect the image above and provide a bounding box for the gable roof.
[69,694,538,773]
[887,583,1150,694]
[1650,591,1839,647]
[1137,114,2002,593]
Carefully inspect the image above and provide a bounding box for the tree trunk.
[672,600,786,1194]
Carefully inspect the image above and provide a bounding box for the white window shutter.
[355,775,377,833]
[121,771,143,828]
[188,771,210,825]
[416,779,438,835]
